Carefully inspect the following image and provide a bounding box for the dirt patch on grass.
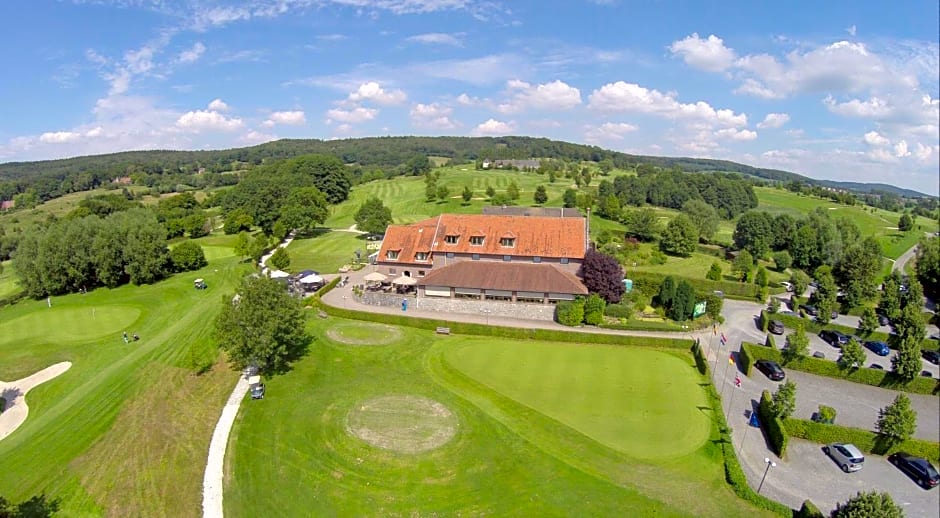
[325,323,403,346]
[345,395,458,454]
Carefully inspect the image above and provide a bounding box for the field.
[283,230,370,274]
[0,260,18,299]
[224,319,772,517]
[0,232,247,515]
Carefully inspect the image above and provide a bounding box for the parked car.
[819,330,850,348]
[250,382,265,400]
[870,363,884,370]
[812,351,826,359]
[780,281,794,292]
[824,443,865,472]
[876,313,890,326]
[923,350,940,365]
[863,340,890,356]
[801,304,819,316]
[769,320,785,335]
[889,452,940,489]
[755,360,785,381]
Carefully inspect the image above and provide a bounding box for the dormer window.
[444,235,459,244]
[415,252,429,261]
[500,237,515,247]
[386,250,400,260]
[470,236,485,246]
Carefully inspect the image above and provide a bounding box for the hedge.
[599,319,686,332]
[759,390,789,457]
[765,333,776,349]
[628,271,762,301]
[784,419,940,463]
[759,310,769,332]
[795,500,824,518]
[738,344,755,376]
[740,342,938,396]
[313,298,693,349]
[603,303,632,319]
[691,340,710,376]
[702,379,792,516]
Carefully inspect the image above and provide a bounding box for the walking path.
[0,362,72,442]
[201,375,249,518]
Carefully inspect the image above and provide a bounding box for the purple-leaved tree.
[579,248,625,304]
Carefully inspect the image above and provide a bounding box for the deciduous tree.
[170,241,207,272]
[831,491,903,518]
[659,214,698,257]
[897,213,914,232]
[533,185,548,205]
[706,262,723,281]
[732,250,753,282]
[623,208,660,242]
[811,265,838,324]
[354,197,393,235]
[858,306,879,336]
[268,247,291,270]
[914,236,939,300]
[771,380,796,418]
[838,338,866,370]
[681,199,718,242]
[876,393,917,445]
[280,187,329,233]
[506,181,520,201]
[579,248,625,304]
[733,211,774,258]
[783,322,809,363]
[462,186,473,204]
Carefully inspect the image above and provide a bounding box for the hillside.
[0,136,934,199]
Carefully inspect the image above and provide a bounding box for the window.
[418,270,426,277]
[445,235,459,244]
[415,252,428,261]
[389,268,397,274]
[533,256,541,263]
[386,250,399,260]
[500,237,515,247]
[503,255,511,262]
[472,253,480,260]
[560,257,569,264]
[446,252,455,259]
[470,236,485,246]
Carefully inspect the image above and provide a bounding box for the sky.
[0,1,938,195]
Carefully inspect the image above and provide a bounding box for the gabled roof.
[377,213,587,263]
[417,262,587,294]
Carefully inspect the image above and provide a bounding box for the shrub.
[603,303,632,319]
[691,340,710,375]
[170,241,207,272]
[706,262,723,281]
[555,299,585,326]
[759,390,789,457]
[795,500,823,518]
[583,294,606,325]
[738,344,755,376]
[784,419,939,462]
[268,246,290,270]
[816,405,837,424]
[629,271,763,302]
[773,250,793,271]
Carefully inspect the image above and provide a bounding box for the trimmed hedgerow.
[784,418,939,462]
[628,271,767,301]
[691,340,710,376]
[603,303,633,319]
[795,500,824,518]
[739,344,755,376]
[772,312,935,351]
[759,390,789,457]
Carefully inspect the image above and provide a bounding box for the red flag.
[734,375,742,387]
[721,332,728,342]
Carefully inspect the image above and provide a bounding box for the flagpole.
[712,326,721,374]
[726,383,738,422]
[740,412,752,452]
[720,353,733,399]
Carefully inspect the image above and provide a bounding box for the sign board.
[692,301,707,318]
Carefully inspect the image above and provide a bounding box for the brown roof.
[417,261,587,295]
[378,218,438,265]
[482,206,582,218]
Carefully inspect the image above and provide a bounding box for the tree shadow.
[0,387,21,410]
[295,227,332,239]
[12,494,61,517]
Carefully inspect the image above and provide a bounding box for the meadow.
[224,318,773,517]
[0,233,247,516]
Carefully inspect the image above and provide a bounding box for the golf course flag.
[729,354,735,365]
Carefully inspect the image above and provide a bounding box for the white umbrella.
[299,274,323,284]
[269,270,290,279]
[363,271,387,282]
[392,275,417,286]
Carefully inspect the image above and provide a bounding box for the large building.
[375,213,589,303]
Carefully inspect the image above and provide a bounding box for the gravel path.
[202,375,249,518]
[0,362,72,442]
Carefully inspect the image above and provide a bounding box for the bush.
[738,344,755,376]
[773,251,792,271]
[556,299,585,326]
[169,241,207,272]
[816,405,837,424]
[784,419,939,462]
[759,310,769,331]
[795,500,823,518]
[759,390,789,457]
[691,340,710,375]
[739,342,937,395]
[629,271,766,301]
[598,319,686,332]
[603,303,632,318]
[765,334,776,348]
[583,294,606,325]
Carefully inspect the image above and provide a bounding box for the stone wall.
[353,292,558,321]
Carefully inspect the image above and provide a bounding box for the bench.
[435,327,451,335]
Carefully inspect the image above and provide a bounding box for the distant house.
[111,176,133,185]
[0,200,14,211]
[376,213,588,303]
[481,159,541,170]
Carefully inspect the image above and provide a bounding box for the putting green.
[444,341,710,460]
[0,306,141,344]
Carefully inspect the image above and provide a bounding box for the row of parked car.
[823,443,939,490]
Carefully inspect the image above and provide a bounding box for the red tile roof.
[377,213,586,264]
[417,261,587,294]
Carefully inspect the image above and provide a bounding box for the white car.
[824,443,865,472]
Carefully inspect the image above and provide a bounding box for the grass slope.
[283,230,368,274]
[225,320,771,517]
[0,260,19,299]
[0,232,247,515]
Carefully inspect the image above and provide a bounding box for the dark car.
[923,350,940,365]
[889,452,940,489]
[819,330,850,348]
[802,304,819,316]
[870,363,884,370]
[876,313,890,326]
[863,341,890,356]
[250,383,265,400]
[768,320,785,335]
[755,359,785,381]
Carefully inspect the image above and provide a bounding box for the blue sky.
[1,1,937,195]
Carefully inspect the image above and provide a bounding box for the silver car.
[824,443,865,472]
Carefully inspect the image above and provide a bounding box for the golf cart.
[248,375,265,400]
[194,278,207,290]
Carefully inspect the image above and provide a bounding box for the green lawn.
[283,230,370,273]
[0,260,19,299]
[224,319,773,517]
[0,235,248,515]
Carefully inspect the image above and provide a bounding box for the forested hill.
[0,136,932,199]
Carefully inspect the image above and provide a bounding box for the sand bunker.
[0,362,72,442]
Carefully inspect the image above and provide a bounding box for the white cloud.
[893,140,910,158]
[406,33,463,46]
[178,42,206,64]
[239,130,277,145]
[207,99,229,112]
[410,103,458,129]
[497,79,582,113]
[325,106,378,123]
[824,96,892,119]
[472,118,515,136]
[733,78,781,99]
[715,128,758,141]
[176,110,244,132]
[264,110,307,126]
[347,81,407,105]
[847,25,857,37]
[317,33,347,41]
[669,33,737,72]
[588,81,747,127]
[757,113,790,129]
[863,131,890,146]
[106,68,131,95]
[584,122,638,143]
[39,131,82,144]
[456,93,486,106]
[85,127,104,138]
